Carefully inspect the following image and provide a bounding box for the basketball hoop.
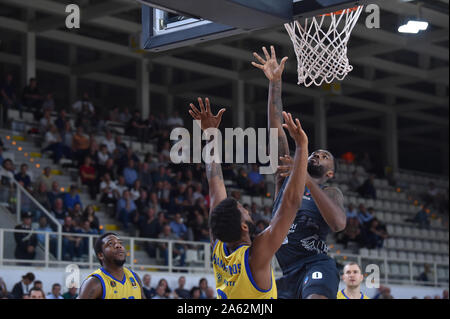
[285,6,364,87]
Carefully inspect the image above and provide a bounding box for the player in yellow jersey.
[188,97,309,299]
[78,233,145,299]
[337,262,370,299]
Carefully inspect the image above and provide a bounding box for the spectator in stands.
[198,278,209,299]
[72,126,90,166]
[28,287,45,299]
[14,212,37,263]
[114,135,128,159]
[62,215,81,261]
[255,220,268,235]
[70,202,83,227]
[14,163,32,190]
[236,167,249,190]
[42,93,55,113]
[442,289,449,299]
[51,198,67,225]
[36,215,57,256]
[364,218,388,249]
[80,156,97,200]
[63,185,83,213]
[157,278,172,298]
[205,287,215,299]
[139,208,160,258]
[139,162,153,191]
[337,215,362,249]
[72,92,94,114]
[119,107,132,124]
[358,174,377,199]
[62,286,78,299]
[406,205,431,229]
[123,159,138,188]
[158,224,186,267]
[174,276,190,299]
[417,264,433,283]
[33,183,50,218]
[152,165,170,184]
[372,285,394,299]
[82,205,101,233]
[359,152,373,173]
[61,121,73,150]
[54,109,68,133]
[39,109,52,134]
[152,284,168,299]
[0,159,15,202]
[142,274,156,299]
[0,277,7,299]
[101,130,116,154]
[32,280,43,291]
[35,167,53,192]
[117,190,137,231]
[248,164,266,196]
[423,182,440,209]
[190,286,201,299]
[115,175,128,198]
[148,191,162,213]
[108,106,120,123]
[47,181,63,208]
[127,110,148,143]
[22,78,43,119]
[170,213,188,240]
[98,157,116,182]
[135,187,149,212]
[130,179,141,203]
[11,272,35,299]
[97,144,110,168]
[348,171,360,192]
[1,74,20,126]
[167,111,184,128]
[99,173,118,208]
[188,211,209,242]
[357,204,373,227]
[47,283,64,299]
[118,149,140,175]
[346,203,358,219]
[0,146,4,167]
[77,219,98,257]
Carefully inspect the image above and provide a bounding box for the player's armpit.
[77,276,103,299]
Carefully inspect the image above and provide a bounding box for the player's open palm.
[282,111,308,147]
[252,46,288,81]
[189,97,226,131]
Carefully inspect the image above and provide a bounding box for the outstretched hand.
[282,111,308,148]
[189,97,226,131]
[252,46,288,82]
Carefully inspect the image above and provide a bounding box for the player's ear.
[241,222,249,233]
[326,169,334,179]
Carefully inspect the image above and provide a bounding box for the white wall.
[1,266,447,299]
[0,266,215,297]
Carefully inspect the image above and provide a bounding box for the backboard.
[140,0,368,52]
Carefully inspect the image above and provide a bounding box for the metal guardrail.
[0,227,448,287]
[1,179,63,260]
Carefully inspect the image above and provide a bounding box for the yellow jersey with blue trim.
[88,267,142,299]
[212,240,277,299]
[337,289,370,299]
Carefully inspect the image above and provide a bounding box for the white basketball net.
[285,6,364,87]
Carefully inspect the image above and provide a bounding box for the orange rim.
[319,6,360,17]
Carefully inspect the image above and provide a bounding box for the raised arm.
[251,112,308,267]
[252,46,290,198]
[188,97,226,244]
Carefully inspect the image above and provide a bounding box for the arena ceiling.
[0,0,448,174]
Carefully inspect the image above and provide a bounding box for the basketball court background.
[0,0,448,299]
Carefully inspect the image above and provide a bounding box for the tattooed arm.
[77,276,102,299]
[188,97,227,245]
[252,46,290,198]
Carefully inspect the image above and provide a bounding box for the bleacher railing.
[0,179,62,260]
[0,228,448,287]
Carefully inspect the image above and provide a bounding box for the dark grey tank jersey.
[271,177,331,274]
